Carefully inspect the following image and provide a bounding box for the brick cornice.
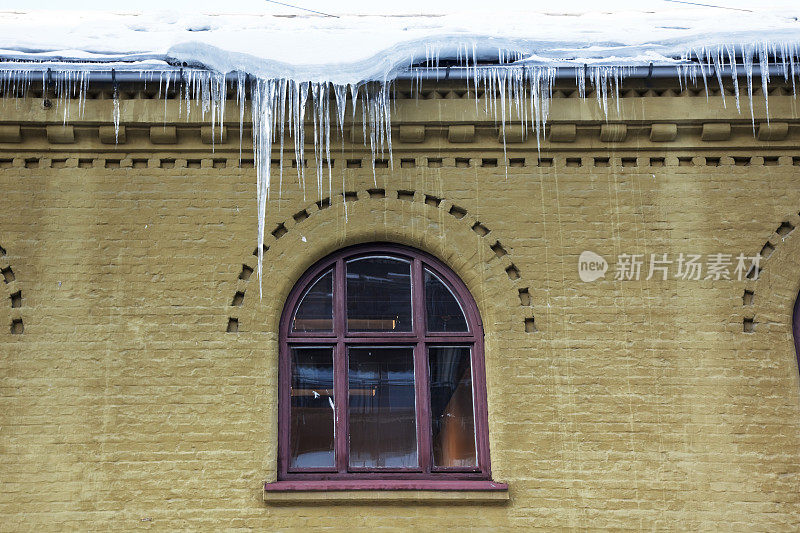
[0,91,795,152]
[0,122,797,154]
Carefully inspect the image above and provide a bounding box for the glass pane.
[346,257,412,332]
[348,347,417,468]
[429,347,477,468]
[292,269,333,332]
[290,347,335,468]
[425,269,468,332]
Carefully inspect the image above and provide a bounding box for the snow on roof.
[0,5,798,84]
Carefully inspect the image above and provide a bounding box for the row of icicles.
[0,42,798,294]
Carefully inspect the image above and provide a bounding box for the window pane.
[346,257,412,332]
[290,347,335,468]
[348,347,417,468]
[425,269,468,332]
[292,269,333,332]
[429,347,477,468]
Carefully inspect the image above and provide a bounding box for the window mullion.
[333,260,348,473]
[414,341,432,473]
[334,340,347,473]
[412,258,425,336]
[411,258,432,473]
[334,259,346,335]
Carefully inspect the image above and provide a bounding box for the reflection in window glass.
[346,257,412,332]
[425,269,468,332]
[348,347,418,468]
[290,347,335,468]
[429,347,477,468]
[292,269,334,332]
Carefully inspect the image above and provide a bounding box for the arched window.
[275,244,496,489]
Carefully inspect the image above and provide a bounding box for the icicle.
[78,70,88,119]
[162,71,171,128]
[712,49,726,108]
[472,42,479,114]
[236,72,246,163]
[496,66,508,175]
[698,47,710,101]
[250,79,277,299]
[294,82,308,200]
[780,43,789,84]
[216,72,226,149]
[277,79,287,199]
[322,83,332,202]
[727,45,741,113]
[112,79,121,144]
[311,83,321,199]
[333,83,349,220]
[743,45,756,133]
[758,43,770,123]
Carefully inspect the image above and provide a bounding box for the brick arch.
[0,244,23,335]
[739,210,800,334]
[225,187,537,334]
[735,212,800,389]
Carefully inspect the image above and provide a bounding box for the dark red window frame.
[270,243,503,491]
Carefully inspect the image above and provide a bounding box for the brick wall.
[1,82,799,530]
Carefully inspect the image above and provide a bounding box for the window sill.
[263,480,509,503]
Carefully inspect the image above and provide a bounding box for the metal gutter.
[0,63,792,84]
[395,65,790,80]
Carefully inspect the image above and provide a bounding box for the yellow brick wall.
[1,85,799,530]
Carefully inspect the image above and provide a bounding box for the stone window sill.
[263,480,509,503]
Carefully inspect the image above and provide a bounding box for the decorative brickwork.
[0,245,23,334]
[740,210,800,333]
[227,187,535,334]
